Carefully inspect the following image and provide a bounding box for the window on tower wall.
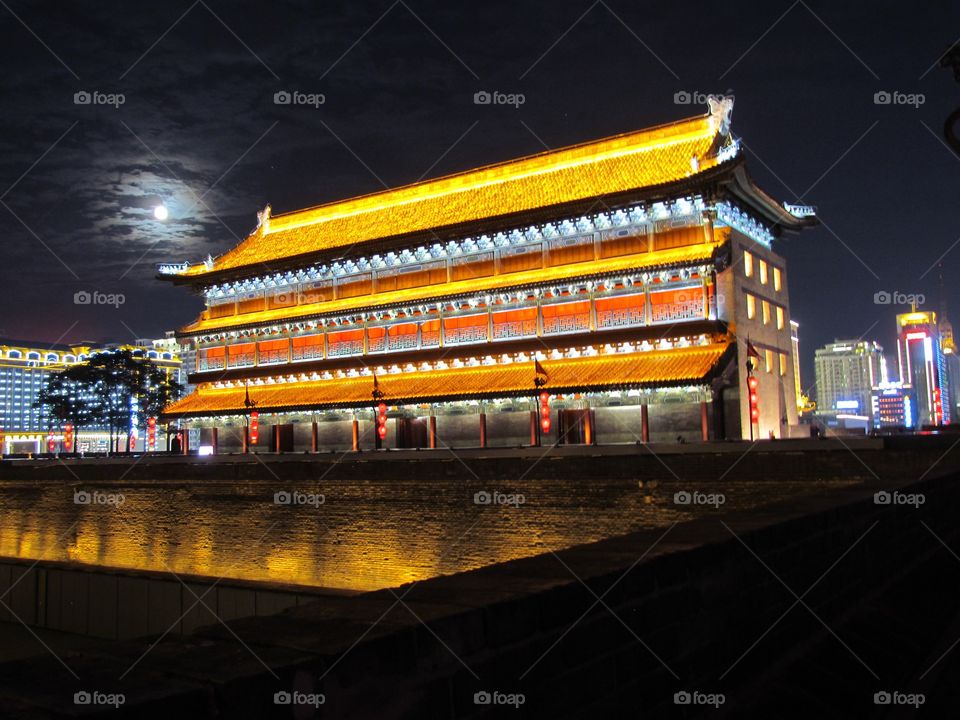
[773,267,782,292]
[746,293,756,320]
[776,306,784,330]
[762,300,771,325]
[743,250,754,277]
[780,352,789,376]
[764,348,774,373]
[759,259,768,285]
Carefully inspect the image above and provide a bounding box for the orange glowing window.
[291,335,323,348]
[367,326,387,352]
[762,300,771,325]
[743,251,754,277]
[759,259,768,285]
[329,329,363,343]
[257,338,288,364]
[443,313,487,329]
[541,300,590,317]
[746,293,756,320]
[776,306,784,330]
[227,342,256,368]
[492,307,537,339]
[649,288,695,305]
[228,342,255,356]
[773,267,782,292]
[595,293,645,329]
[542,300,590,334]
[419,318,441,347]
[443,313,487,344]
[291,334,324,361]
[389,322,418,335]
[257,338,287,351]
[764,348,774,373]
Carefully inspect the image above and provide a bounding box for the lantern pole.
[534,374,546,447]
[372,374,385,450]
[243,380,257,453]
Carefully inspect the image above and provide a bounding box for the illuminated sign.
[835,400,860,410]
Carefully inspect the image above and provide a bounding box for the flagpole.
[534,359,548,448]
[372,373,383,450]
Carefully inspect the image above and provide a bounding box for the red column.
[211,427,218,455]
[584,409,594,445]
[530,410,538,447]
[428,416,437,449]
[311,421,319,452]
[242,424,249,454]
[181,429,189,455]
[700,402,709,441]
[273,425,281,453]
[351,419,360,452]
[640,405,649,443]
[479,413,487,448]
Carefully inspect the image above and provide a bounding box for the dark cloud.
[0,0,958,386]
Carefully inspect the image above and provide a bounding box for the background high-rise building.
[897,311,950,426]
[0,337,181,454]
[814,339,885,423]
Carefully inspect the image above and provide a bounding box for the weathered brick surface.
[4,443,960,716]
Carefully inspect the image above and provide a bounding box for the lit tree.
[36,349,183,454]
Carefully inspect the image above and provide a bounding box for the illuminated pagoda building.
[897,311,951,427]
[159,98,815,452]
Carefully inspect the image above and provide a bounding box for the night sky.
[0,0,958,393]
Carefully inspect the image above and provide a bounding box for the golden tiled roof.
[181,240,720,336]
[162,342,728,417]
[183,112,725,276]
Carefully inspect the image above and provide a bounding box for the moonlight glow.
[153,204,169,221]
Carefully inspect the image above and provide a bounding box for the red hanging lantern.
[63,423,74,452]
[748,374,760,424]
[539,391,551,432]
[147,417,156,451]
[376,403,388,441]
[249,411,260,445]
[47,431,56,454]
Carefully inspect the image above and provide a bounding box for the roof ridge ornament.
[256,204,272,236]
[707,94,734,137]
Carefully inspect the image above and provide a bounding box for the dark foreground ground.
[1,436,959,718]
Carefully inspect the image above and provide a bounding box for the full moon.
[153,204,169,221]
